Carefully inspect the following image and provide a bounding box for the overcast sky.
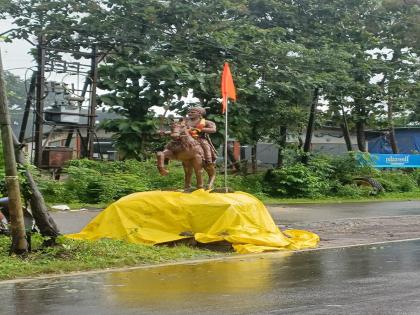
[0,19,35,78]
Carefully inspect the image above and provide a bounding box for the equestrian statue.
[156,107,217,190]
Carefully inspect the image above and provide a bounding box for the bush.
[410,169,420,186]
[38,159,214,204]
[263,163,330,198]
[326,153,375,184]
[34,155,419,205]
[37,179,73,203]
[262,153,375,198]
[224,173,266,198]
[376,171,418,192]
[333,183,373,198]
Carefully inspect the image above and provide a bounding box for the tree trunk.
[356,121,367,152]
[277,126,287,168]
[251,144,257,173]
[354,99,367,152]
[340,106,353,151]
[387,101,399,154]
[302,87,319,164]
[12,133,60,238]
[0,49,28,254]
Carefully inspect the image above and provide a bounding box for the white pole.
[224,100,228,192]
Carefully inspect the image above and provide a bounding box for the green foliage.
[37,175,73,203]
[37,159,195,204]
[2,0,419,153]
[376,171,418,192]
[264,163,331,198]
[311,153,375,184]
[37,159,270,204]
[3,71,27,108]
[0,234,219,280]
[0,161,35,202]
[261,153,417,198]
[333,183,373,199]
[57,160,154,203]
[218,173,267,199]
[35,156,420,204]
[411,169,420,186]
[99,118,160,160]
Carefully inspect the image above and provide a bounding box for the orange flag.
[221,62,236,114]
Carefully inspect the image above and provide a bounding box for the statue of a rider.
[185,106,217,165]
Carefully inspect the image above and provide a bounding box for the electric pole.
[0,48,28,255]
[87,45,98,158]
[34,35,46,167]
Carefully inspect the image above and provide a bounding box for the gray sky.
[0,19,36,78]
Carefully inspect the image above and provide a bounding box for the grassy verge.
[262,190,420,205]
[0,235,223,281]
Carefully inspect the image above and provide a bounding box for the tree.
[374,0,420,152]
[2,0,418,166]
[0,49,28,254]
[3,71,27,108]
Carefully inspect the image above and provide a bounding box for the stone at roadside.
[51,205,70,211]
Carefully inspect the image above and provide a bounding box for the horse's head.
[170,118,188,140]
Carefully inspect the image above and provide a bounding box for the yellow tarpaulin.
[66,190,319,254]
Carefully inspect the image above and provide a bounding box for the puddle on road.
[104,252,292,308]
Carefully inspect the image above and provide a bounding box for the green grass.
[0,234,223,281]
[262,190,420,205]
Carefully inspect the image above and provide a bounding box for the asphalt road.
[1,239,420,315]
[51,200,420,234]
[268,200,420,224]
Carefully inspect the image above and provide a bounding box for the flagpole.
[221,62,236,193]
[224,100,228,193]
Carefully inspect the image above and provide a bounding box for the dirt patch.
[278,215,420,248]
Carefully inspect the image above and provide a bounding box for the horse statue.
[156,119,216,190]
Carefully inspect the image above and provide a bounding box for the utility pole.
[34,35,46,167]
[0,49,28,254]
[87,45,98,158]
[19,72,36,144]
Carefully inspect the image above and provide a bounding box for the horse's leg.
[183,161,193,190]
[192,158,204,189]
[156,149,173,176]
[204,163,216,190]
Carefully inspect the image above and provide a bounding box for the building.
[240,126,359,167]
[366,127,420,154]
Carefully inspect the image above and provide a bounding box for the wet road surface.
[51,210,100,234]
[52,201,420,234]
[268,200,420,224]
[2,239,420,315]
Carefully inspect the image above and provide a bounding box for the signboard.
[357,153,420,168]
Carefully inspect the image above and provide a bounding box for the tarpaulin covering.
[368,129,420,154]
[66,190,319,254]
